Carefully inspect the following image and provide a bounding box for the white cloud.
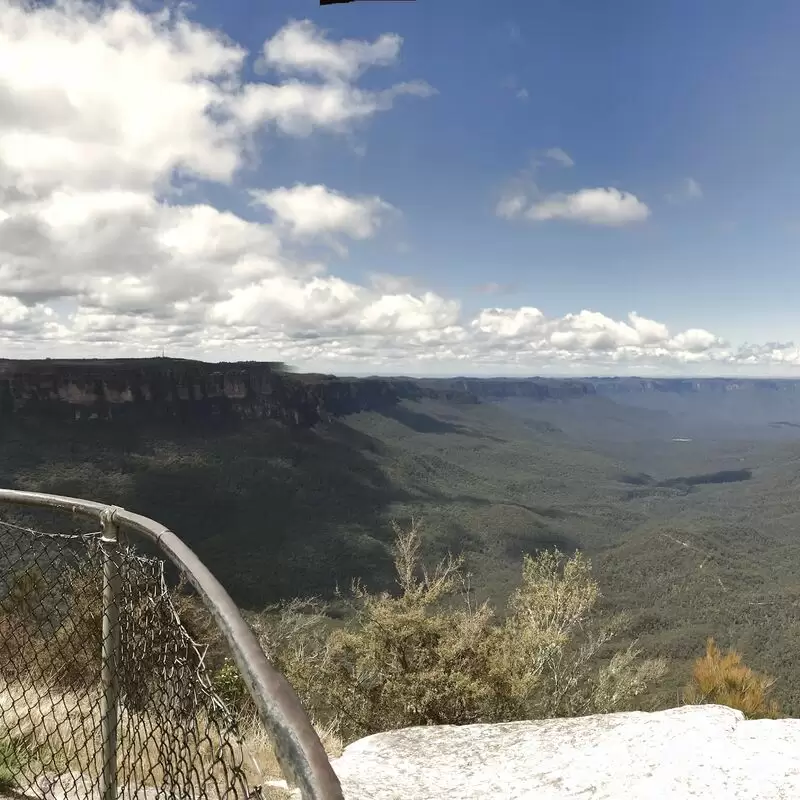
[473,307,545,338]
[240,18,434,136]
[0,0,248,193]
[209,277,459,337]
[0,0,792,377]
[669,328,722,353]
[496,155,647,227]
[666,177,703,204]
[463,307,733,368]
[0,2,433,200]
[629,312,670,345]
[252,184,394,240]
[231,79,434,137]
[472,309,674,353]
[259,19,401,82]
[527,188,650,226]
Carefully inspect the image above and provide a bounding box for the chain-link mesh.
[0,516,269,799]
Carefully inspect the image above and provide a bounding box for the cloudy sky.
[1,0,799,376]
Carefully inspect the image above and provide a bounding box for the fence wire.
[0,516,267,799]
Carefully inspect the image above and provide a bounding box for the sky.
[0,0,799,376]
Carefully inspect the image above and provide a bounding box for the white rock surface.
[323,705,800,799]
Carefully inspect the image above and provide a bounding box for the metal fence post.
[99,507,122,800]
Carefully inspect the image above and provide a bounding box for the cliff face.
[0,359,425,428]
[4,360,796,430]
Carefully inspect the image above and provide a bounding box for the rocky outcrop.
[310,705,800,799]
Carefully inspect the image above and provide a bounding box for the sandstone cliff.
[4,360,796,430]
[0,359,424,427]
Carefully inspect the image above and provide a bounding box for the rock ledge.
[320,705,800,799]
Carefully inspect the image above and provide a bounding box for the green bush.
[252,519,668,741]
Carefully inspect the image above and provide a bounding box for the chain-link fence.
[0,491,343,800]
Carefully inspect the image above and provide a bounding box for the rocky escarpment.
[0,359,428,428]
[5,360,798,430]
[0,360,601,429]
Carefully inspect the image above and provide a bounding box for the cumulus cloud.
[496,152,648,227]
[241,18,434,136]
[231,79,435,138]
[670,328,722,353]
[0,0,791,376]
[209,277,459,337]
[258,19,401,81]
[252,184,394,241]
[459,308,743,372]
[498,186,650,227]
[527,188,651,226]
[472,308,676,352]
[0,1,432,196]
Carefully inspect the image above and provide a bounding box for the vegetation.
[2,383,800,720]
[217,520,667,742]
[0,502,788,794]
[684,638,780,719]
[1,515,666,792]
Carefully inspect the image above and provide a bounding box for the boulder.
[319,705,800,799]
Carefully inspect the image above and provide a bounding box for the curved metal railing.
[0,488,344,800]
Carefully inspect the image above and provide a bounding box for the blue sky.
[221,0,800,340]
[0,0,798,374]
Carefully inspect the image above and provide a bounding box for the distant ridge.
[2,359,800,429]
